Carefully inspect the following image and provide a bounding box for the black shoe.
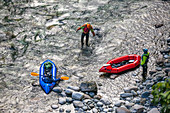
[86,44,89,47]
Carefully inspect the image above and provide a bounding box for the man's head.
[44,62,52,70]
[143,49,148,54]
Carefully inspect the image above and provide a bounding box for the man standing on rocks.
[76,23,95,49]
[141,49,149,81]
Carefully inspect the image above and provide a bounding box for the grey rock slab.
[116,107,131,113]
[114,100,125,107]
[67,86,80,91]
[72,92,84,100]
[131,104,145,113]
[120,93,133,98]
[73,100,84,108]
[148,108,160,113]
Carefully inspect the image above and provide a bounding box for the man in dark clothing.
[76,23,95,49]
[141,49,149,81]
[42,62,60,83]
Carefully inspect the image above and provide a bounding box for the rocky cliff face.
[0,0,169,112]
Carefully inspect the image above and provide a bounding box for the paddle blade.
[31,72,39,76]
[60,76,69,80]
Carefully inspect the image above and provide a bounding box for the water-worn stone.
[148,108,160,113]
[114,100,125,107]
[51,105,59,109]
[53,87,62,93]
[89,92,95,97]
[59,108,64,112]
[82,106,88,111]
[100,97,112,105]
[66,109,71,113]
[120,93,133,98]
[73,101,84,108]
[67,86,80,91]
[131,104,145,113]
[65,89,74,95]
[125,102,135,109]
[93,95,102,100]
[124,87,138,93]
[116,107,130,113]
[97,101,103,107]
[72,92,84,100]
[66,97,73,103]
[141,91,151,98]
[92,108,98,113]
[80,81,97,93]
[59,98,66,105]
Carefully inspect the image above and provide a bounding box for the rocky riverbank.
[0,0,169,113]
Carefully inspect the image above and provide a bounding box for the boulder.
[58,98,66,105]
[116,107,131,113]
[53,87,62,93]
[80,81,97,94]
[148,108,160,113]
[131,104,145,113]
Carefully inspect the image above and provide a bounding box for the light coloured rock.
[148,108,160,113]
[131,104,145,113]
[65,89,74,95]
[67,86,80,91]
[114,100,125,107]
[120,93,133,98]
[73,100,84,108]
[58,98,66,105]
[51,105,59,109]
[72,92,84,100]
[116,107,131,113]
[124,87,138,93]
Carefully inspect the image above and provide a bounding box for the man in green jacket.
[141,49,149,81]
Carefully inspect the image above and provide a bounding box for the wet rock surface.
[0,0,169,113]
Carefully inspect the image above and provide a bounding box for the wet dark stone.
[80,81,97,94]
[154,23,164,28]
[149,70,157,76]
[141,91,151,98]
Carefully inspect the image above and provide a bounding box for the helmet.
[86,23,91,29]
[143,49,148,54]
[44,62,52,69]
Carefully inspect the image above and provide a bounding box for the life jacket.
[142,53,149,64]
[83,26,89,34]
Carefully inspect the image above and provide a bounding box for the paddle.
[30,72,69,80]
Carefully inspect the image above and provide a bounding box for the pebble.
[59,98,66,105]
[120,93,133,98]
[65,89,74,95]
[66,97,73,103]
[97,101,103,107]
[141,91,151,98]
[66,109,71,113]
[148,108,160,113]
[53,87,62,93]
[59,108,64,112]
[51,105,59,109]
